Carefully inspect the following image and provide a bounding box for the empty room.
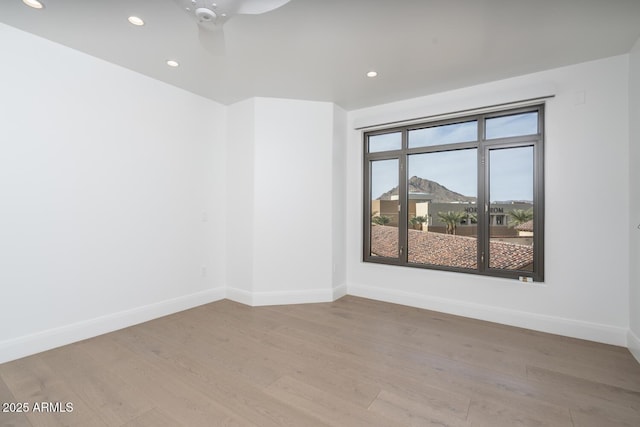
[1,0,640,425]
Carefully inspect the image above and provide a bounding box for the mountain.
[378,176,477,203]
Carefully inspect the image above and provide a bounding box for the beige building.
[371,193,431,228]
[373,195,533,236]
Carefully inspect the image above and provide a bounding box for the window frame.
[363,105,545,282]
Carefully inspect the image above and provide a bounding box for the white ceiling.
[2,0,640,110]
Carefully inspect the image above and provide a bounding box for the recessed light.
[367,71,378,78]
[128,16,145,26]
[22,0,44,9]
[166,60,180,68]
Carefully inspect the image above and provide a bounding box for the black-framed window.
[363,105,544,282]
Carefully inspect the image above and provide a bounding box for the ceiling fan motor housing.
[195,7,217,23]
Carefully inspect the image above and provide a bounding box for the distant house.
[372,193,432,227]
[515,219,534,237]
[371,200,534,240]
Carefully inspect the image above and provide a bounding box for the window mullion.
[399,132,409,263]
[533,111,545,280]
[477,117,488,273]
[479,147,491,273]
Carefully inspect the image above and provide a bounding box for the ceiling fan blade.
[235,0,291,15]
[170,0,287,56]
[198,24,226,55]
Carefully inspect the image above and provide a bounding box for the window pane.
[408,120,477,149]
[488,146,534,271]
[407,149,477,268]
[486,112,538,139]
[369,132,401,153]
[370,159,399,258]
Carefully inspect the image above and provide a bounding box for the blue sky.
[370,112,537,201]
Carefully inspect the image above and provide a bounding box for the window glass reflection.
[409,121,477,149]
[486,112,538,139]
[370,159,399,258]
[407,149,477,268]
[488,146,534,271]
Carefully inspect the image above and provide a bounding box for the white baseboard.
[0,287,225,364]
[333,283,348,300]
[348,283,628,347]
[629,329,640,364]
[4,282,630,365]
[226,285,347,307]
[225,286,254,306]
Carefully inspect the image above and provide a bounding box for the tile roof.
[515,219,534,232]
[370,226,533,270]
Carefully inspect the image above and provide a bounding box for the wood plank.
[338,296,640,379]
[1,296,639,426]
[36,344,154,426]
[107,354,254,426]
[265,375,394,427]
[119,408,182,427]
[368,389,471,427]
[569,408,640,427]
[108,321,329,427]
[526,365,640,422]
[0,355,107,427]
[0,374,33,427]
[140,306,300,386]
[467,397,573,427]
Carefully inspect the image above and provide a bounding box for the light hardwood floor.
[1,296,640,426]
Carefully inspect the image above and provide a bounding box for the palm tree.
[508,209,533,227]
[437,211,466,235]
[372,215,391,226]
[410,216,427,231]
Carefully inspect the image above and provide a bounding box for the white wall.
[332,105,348,298]
[629,38,640,362]
[226,98,255,300]
[0,24,227,363]
[347,55,631,345]
[226,97,346,305]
